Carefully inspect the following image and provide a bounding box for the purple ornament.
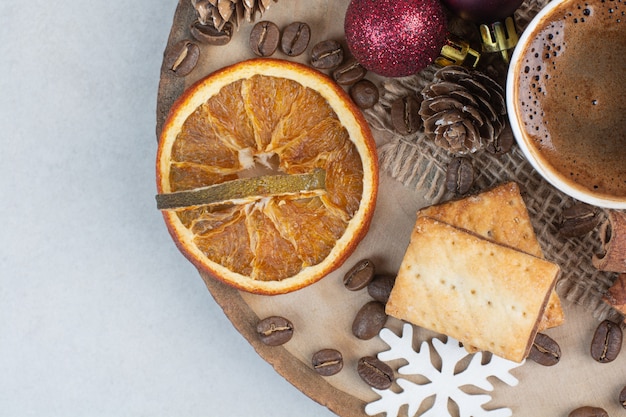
[344,0,448,78]
[441,0,524,23]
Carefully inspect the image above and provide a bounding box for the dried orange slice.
[156,58,378,294]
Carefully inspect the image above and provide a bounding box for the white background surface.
[1,1,335,415]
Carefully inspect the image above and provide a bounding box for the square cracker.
[386,217,560,363]
[417,182,564,330]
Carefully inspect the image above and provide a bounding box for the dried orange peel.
[156,58,378,294]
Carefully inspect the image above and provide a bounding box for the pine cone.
[192,0,277,31]
[419,66,507,155]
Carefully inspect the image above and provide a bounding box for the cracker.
[386,217,560,363]
[417,182,564,330]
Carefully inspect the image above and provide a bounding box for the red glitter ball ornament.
[344,0,448,77]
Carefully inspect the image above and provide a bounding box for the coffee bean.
[343,258,375,291]
[527,333,561,366]
[311,349,343,376]
[590,319,623,363]
[310,40,344,69]
[367,274,396,303]
[619,384,626,409]
[352,301,387,340]
[256,316,294,346]
[568,406,608,417]
[349,79,379,109]
[390,96,421,135]
[357,356,394,390]
[446,157,474,195]
[190,20,233,45]
[559,202,601,237]
[280,22,311,57]
[164,40,200,77]
[333,58,367,86]
[249,21,280,57]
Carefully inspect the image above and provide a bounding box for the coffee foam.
[514,0,626,199]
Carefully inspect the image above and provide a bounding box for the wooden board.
[156,1,626,415]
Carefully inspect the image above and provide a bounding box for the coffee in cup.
[507,0,626,208]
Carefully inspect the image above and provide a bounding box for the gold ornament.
[435,35,481,68]
[480,17,519,64]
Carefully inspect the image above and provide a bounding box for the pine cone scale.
[426,81,460,97]
[449,90,479,108]
[424,96,466,113]
[218,0,235,23]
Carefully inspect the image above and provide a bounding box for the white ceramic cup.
[506,0,626,209]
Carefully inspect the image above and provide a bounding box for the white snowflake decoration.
[365,323,524,417]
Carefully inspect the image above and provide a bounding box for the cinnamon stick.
[592,210,626,273]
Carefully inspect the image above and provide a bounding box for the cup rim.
[506,0,626,210]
